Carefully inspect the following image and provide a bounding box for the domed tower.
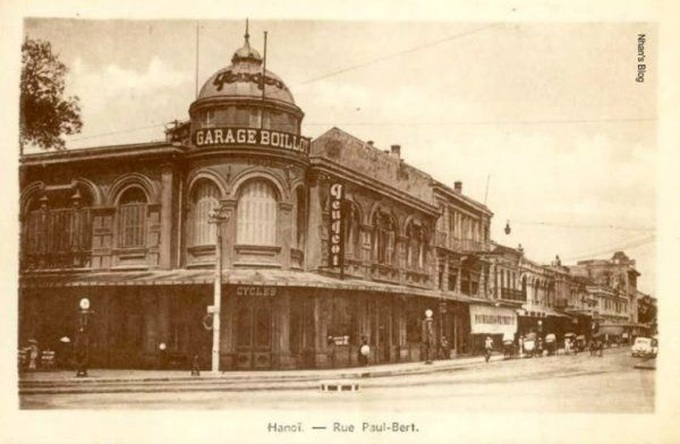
[183,24,310,273]
[188,24,308,154]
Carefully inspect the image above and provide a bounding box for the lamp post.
[75,297,92,377]
[208,204,229,374]
[422,309,434,364]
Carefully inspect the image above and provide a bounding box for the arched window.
[406,222,427,269]
[372,210,396,265]
[292,187,306,250]
[117,187,147,248]
[191,180,220,246]
[344,201,361,259]
[237,180,278,246]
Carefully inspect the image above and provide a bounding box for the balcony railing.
[500,288,526,302]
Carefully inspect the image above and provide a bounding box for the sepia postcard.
[1,1,677,443]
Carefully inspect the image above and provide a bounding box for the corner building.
[20,31,525,370]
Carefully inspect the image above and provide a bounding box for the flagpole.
[195,21,200,98]
[260,30,268,129]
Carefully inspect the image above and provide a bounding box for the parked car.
[631,337,658,358]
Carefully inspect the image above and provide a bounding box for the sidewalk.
[20,348,629,395]
[21,353,502,383]
[19,353,511,393]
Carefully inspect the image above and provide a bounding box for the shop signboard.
[193,127,310,154]
[469,304,518,335]
[328,183,344,270]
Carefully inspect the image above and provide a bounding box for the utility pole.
[208,204,229,374]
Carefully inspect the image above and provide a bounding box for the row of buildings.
[18,28,653,370]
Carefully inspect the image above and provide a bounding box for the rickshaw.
[544,333,557,356]
[575,335,587,352]
[502,333,515,359]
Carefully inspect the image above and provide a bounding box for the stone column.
[275,292,295,369]
[313,293,330,368]
[159,164,174,269]
[142,291,158,366]
[456,267,462,293]
[278,202,293,269]
[305,172,326,271]
[220,285,236,370]
[218,199,237,267]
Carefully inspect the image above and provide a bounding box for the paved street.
[20,348,654,413]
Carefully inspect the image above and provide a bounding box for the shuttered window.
[192,181,219,246]
[237,181,277,246]
[117,188,147,248]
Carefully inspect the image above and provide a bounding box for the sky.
[21,19,657,293]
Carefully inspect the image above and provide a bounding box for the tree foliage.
[20,38,82,151]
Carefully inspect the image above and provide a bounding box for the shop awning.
[20,269,485,303]
[517,305,571,318]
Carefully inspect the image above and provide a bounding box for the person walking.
[191,354,201,376]
[564,337,572,355]
[358,336,370,367]
[484,336,493,363]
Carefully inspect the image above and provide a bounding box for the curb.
[21,350,627,395]
[20,356,511,394]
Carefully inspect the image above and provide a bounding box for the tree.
[20,38,82,152]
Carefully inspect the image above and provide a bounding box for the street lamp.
[208,204,229,374]
[75,297,92,377]
[422,309,434,364]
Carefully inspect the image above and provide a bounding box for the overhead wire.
[296,23,504,87]
[509,220,655,232]
[67,123,167,142]
[562,234,656,262]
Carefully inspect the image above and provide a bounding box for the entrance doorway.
[235,295,272,370]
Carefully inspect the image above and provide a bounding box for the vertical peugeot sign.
[329,182,344,276]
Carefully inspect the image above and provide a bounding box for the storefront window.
[328,296,352,341]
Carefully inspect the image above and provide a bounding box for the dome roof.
[198,63,295,105]
[196,29,295,106]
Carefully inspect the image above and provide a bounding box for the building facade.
[18,29,649,371]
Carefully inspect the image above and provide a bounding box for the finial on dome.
[231,18,262,64]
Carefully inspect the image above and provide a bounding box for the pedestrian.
[358,336,370,367]
[439,336,449,360]
[484,336,493,363]
[537,337,544,358]
[502,333,514,359]
[27,340,40,371]
[191,354,201,376]
[518,335,524,357]
[564,337,571,355]
[545,333,556,356]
